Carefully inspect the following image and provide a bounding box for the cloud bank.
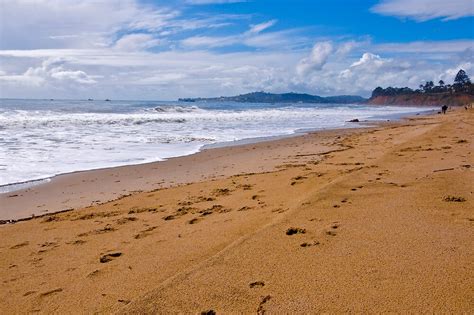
[0,0,473,99]
[372,0,474,21]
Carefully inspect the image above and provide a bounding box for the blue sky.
[178,0,473,43]
[0,0,473,99]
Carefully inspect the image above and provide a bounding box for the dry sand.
[0,109,472,313]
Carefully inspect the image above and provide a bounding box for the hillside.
[180,92,366,104]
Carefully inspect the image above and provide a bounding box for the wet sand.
[0,128,355,221]
[0,109,472,313]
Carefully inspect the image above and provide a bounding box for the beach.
[0,108,472,313]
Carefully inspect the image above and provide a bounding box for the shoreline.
[0,124,365,221]
[0,108,435,221]
[0,107,471,313]
[0,105,435,194]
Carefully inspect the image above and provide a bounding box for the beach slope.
[0,109,472,313]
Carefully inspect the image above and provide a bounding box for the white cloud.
[0,0,472,99]
[296,42,333,75]
[1,38,472,99]
[185,0,246,4]
[0,0,144,49]
[114,34,160,51]
[441,62,473,82]
[180,20,298,49]
[0,0,237,51]
[247,20,278,34]
[335,41,356,55]
[49,69,97,84]
[375,40,474,53]
[0,57,96,87]
[371,0,474,21]
[350,52,389,69]
[242,30,302,48]
[181,35,238,48]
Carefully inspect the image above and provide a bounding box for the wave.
[0,105,429,129]
[0,112,187,128]
[0,101,434,188]
[152,105,202,113]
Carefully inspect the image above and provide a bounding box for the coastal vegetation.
[368,69,474,106]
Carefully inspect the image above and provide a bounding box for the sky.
[0,0,473,100]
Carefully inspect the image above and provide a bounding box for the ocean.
[0,98,433,192]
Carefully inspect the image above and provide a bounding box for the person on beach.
[442,105,448,114]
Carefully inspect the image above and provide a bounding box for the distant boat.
[105,99,111,102]
[87,98,93,101]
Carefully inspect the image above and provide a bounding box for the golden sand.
[1,109,472,313]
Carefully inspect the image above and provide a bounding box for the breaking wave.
[0,98,434,188]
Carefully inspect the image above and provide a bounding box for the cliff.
[367,93,474,107]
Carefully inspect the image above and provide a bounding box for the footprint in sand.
[10,241,29,249]
[444,195,466,202]
[78,225,116,237]
[163,214,176,221]
[236,184,253,191]
[128,207,158,214]
[286,227,306,235]
[67,239,86,245]
[249,281,265,288]
[39,288,63,298]
[188,218,200,224]
[300,241,320,247]
[87,270,100,278]
[41,216,60,223]
[99,252,122,263]
[238,206,254,211]
[257,295,271,314]
[116,217,138,225]
[74,211,120,221]
[212,188,231,197]
[134,226,158,239]
[251,194,262,200]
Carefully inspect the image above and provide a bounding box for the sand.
[0,109,472,313]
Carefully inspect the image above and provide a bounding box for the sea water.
[0,98,433,191]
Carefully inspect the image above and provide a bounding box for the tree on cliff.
[372,86,384,97]
[453,69,472,93]
[454,69,471,85]
[423,81,434,92]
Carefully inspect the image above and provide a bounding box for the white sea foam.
[0,100,434,189]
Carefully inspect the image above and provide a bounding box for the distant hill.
[179,92,366,104]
